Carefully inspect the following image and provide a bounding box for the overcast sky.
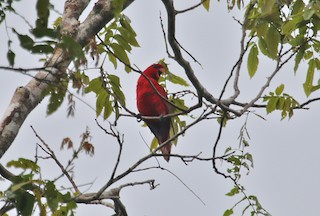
[1,1,319,216]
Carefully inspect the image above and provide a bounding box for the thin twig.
[95,119,124,182]
[30,126,80,193]
[176,0,209,14]
[93,108,211,200]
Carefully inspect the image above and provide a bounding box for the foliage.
[244,0,320,97]
[99,14,140,72]
[263,84,300,119]
[1,0,320,215]
[85,72,125,121]
[222,115,270,216]
[2,158,77,216]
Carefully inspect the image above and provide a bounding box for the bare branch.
[95,119,124,182]
[159,12,174,59]
[0,202,15,216]
[161,0,241,116]
[176,0,208,14]
[93,108,211,199]
[298,97,320,108]
[30,126,80,193]
[75,180,155,202]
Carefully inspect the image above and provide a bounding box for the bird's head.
[143,64,165,81]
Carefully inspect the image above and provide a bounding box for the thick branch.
[161,0,216,103]
[0,0,135,158]
[161,0,241,116]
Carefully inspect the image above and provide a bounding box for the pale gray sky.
[1,1,319,215]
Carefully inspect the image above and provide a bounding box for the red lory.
[136,64,172,161]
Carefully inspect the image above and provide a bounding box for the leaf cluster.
[224,120,253,181]
[4,0,58,66]
[263,84,299,119]
[222,117,269,216]
[2,158,76,216]
[224,188,270,216]
[245,0,320,97]
[85,72,125,121]
[99,14,139,72]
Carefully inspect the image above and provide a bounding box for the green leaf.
[31,44,54,54]
[108,74,126,106]
[47,86,67,115]
[226,186,239,196]
[36,0,49,29]
[258,38,269,57]
[266,97,278,113]
[303,58,316,96]
[312,17,320,34]
[281,109,287,120]
[166,71,189,86]
[202,0,210,11]
[247,44,259,78]
[283,97,292,111]
[116,22,139,50]
[245,153,254,168]
[281,15,303,35]
[85,77,103,94]
[242,139,249,147]
[311,84,320,92]
[113,34,131,52]
[108,52,118,69]
[96,90,108,117]
[53,17,62,29]
[110,43,130,70]
[7,49,15,66]
[7,158,40,173]
[223,209,234,216]
[277,97,285,109]
[16,191,35,216]
[32,27,58,38]
[150,136,158,151]
[103,96,113,120]
[17,33,34,50]
[119,15,139,47]
[294,46,306,73]
[44,181,59,212]
[11,181,34,192]
[266,26,280,59]
[292,0,305,15]
[256,22,268,37]
[304,50,313,60]
[275,84,285,95]
[111,0,126,16]
[303,9,315,20]
[224,146,232,154]
[120,15,137,36]
[260,0,275,15]
[288,34,305,47]
[59,36,84,60]
[171,97,189,111]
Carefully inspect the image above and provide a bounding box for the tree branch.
[31,126,80,193]
[161,0,242,116]
[0,0,136,159]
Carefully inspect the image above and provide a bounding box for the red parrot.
[136,64,172,161]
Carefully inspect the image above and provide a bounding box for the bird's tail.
[160,141,172,162]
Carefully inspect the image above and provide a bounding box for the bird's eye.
[158,70,162,76]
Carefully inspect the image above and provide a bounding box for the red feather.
[136,64,172,161]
